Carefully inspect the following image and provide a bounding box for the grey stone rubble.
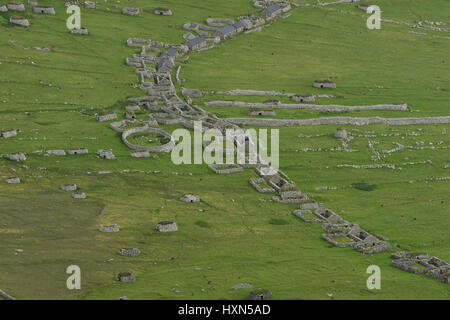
[122,7,139,16]
[156,221,178,232]
[205,100,408,112]
[84,1,95,9]
[72,192,86,199]
[391,252,449,284]
[10,17,29,27]
[232,283,253,289]
[181,88,202,98]
[118,248,141,257]
[46,149,66,156]
[208,163,244,174]
[248,289,272,300]
[8,152,26,161]
[1,129,17,138]
[334,128,347,139]
[6,177,21,184]
[61,184,77,191]
[125,104,140,112]
[180,194,200,203]
[337,164,396,170]
[70,27,89,35]
[130,150,150,158]
[99,224,120,233]
[249,177,275,193]
[0,5,8,12]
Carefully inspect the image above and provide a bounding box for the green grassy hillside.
[0,0,449,300]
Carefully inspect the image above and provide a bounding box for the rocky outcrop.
[180,194,200,203]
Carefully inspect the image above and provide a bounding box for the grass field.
[0,0,449,300]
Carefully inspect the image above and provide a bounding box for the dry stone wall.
[226,116,450,127]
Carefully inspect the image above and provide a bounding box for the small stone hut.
[154,8,172,16]
[68,148,88,155]
[9,16,29,27]
[248,289,272,300]
[214,24,237,40]
[6,177,21,184]
[7,3,25,11]
[32,6,56,15]
[186,37,207,51]
[334,128,348,139]
[61,184,77,191]
[97,150,116,160]
[118,248,141,257]
[313,80,336,89]
[122,7,140,16]
[1,129,17,138]
[156,221,178,232]
[116,272,136,282]
[260,3,281,18]
[96,112,117,122]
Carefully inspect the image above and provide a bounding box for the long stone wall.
[0,289,16,300]
[205,100,408,111]
[226,116,450,126]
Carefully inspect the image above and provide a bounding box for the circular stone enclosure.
[122,127,175,153]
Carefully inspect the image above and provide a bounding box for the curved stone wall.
[122,127,175,153]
